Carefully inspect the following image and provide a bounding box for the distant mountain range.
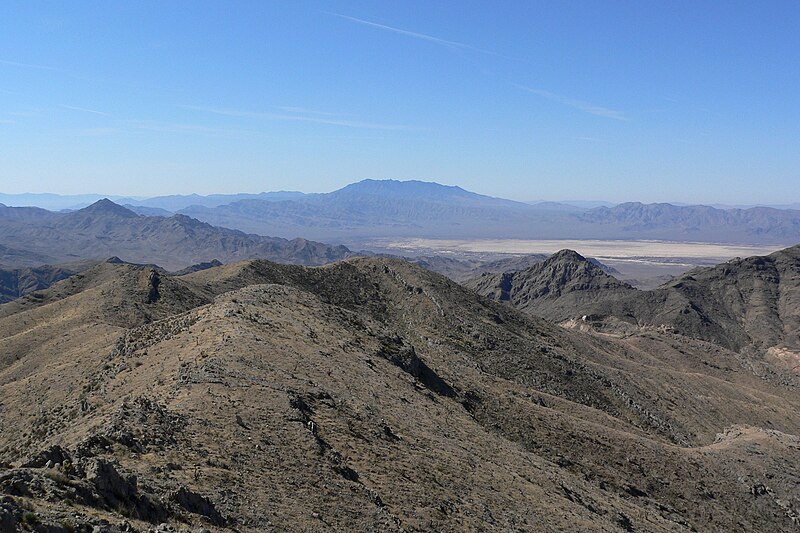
[0,191,307,211]
[6,187,800,212]
[0,199,352,271]
[3,180,799,244]
[172,180,800,244]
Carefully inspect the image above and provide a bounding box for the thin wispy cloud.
[0,119,16,125]
[328,13,503,57]
[0,59,60,71]
[181,104,412,131]
[517,85,627,121]
[277,106,339,116]
[131,119,260,136]
[60,104,112,116]
[77,127,118,136]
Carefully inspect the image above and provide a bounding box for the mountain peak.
[466,248,633,321]
[336,179,470,197]
[79,198,140,218]
[326,179,533,210]
[548,249,588,263]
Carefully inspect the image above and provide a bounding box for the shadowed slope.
[465,249,636,321]
[469,246,800,363]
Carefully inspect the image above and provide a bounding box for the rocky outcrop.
[465,249,636,321]
[170,486,226,526]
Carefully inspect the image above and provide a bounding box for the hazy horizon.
[1,178,799,211]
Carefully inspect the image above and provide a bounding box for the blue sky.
[1,1,798,203]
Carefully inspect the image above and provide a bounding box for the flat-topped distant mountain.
[176,179,545,241]
[172,180,800,244]
[0,199,352,271]
[2,254,799,530]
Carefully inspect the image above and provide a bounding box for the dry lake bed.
[365,238,787,288]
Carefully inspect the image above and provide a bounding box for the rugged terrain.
[465,250,636,319]
[469,246,800,367]
[406,253,549,282]
[1,254,799,531]
[0,200,352,271]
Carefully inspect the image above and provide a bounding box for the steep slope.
[0,244,54,269]
[122,204,174,217]
[1,257,799,531]
[465,250,636,321]
[0,260,99,304]
[407,253,549,282]
[581,245,800,355]
[0,200,352,270]
[470,246,800,367]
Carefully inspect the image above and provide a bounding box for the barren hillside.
[1,257,799,531]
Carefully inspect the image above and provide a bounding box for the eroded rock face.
[148,269,162,304]
[376,335,456,397]
[0,452,183,529]
[85,458,138,505]
[465,249,636,322]
[20,445,71,469]
[170,486,226,526]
